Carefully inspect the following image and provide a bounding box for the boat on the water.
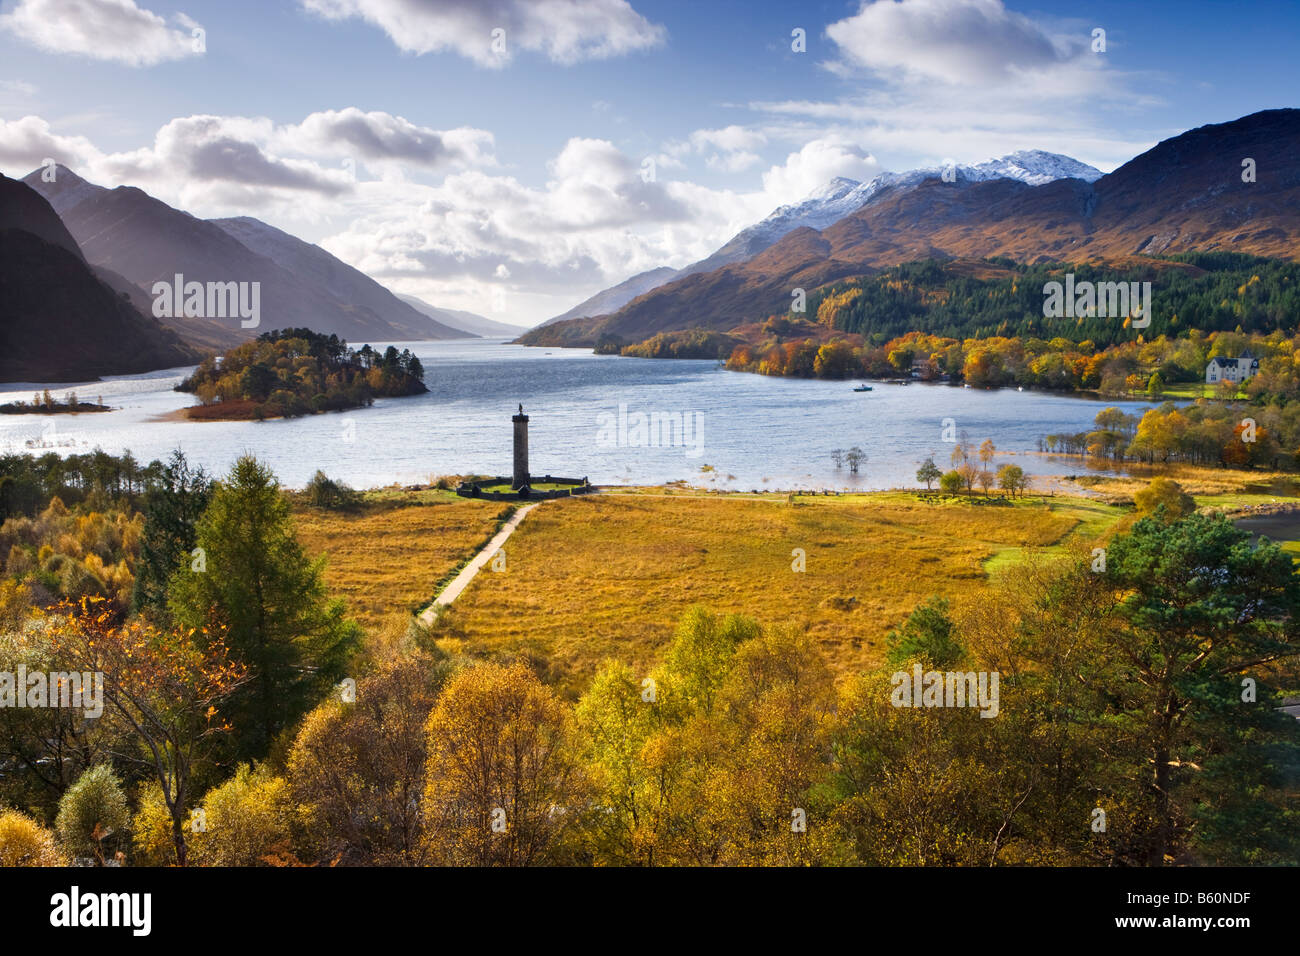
[853,384,873,392]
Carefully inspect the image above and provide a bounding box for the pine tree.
[132,450,212,620]
[168,456,360,761]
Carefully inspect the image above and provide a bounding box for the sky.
[0,0,1296,325]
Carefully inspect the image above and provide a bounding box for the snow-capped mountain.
[962,149,1104,186]
[711,150,1103,265]
[540,150,1102,327]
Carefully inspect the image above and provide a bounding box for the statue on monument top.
[518,403,523,415]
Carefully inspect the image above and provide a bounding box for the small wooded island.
[176,327,427,421]
[0,390,110,415]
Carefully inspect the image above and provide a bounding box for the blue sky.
[0,0,1295,322]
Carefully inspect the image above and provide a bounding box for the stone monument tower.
[512,404,530,490]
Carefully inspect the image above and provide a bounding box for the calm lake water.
[0,339,1154,491]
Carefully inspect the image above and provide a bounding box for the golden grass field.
[294,491,508,629]
[1053,459,1300,501]
[295,478,1299,695]
[429,491,1109,692]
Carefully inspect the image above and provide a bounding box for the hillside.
[541,266,681,327]
[0,171,84,258]
[211,217,470,339]
[528,110,1300,348]
[90,263,246,351]
[0,175,199,381]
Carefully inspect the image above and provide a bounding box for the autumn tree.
[997,464,1025,497]
[939,470,964,495]
[1134,478,1196,521]
[423,662,584,866]
[0,809,66,866]
[0,618,121,820]
[189,764,301,866]
[958,460,980,492]
[957,550,1147,865]
[55,764,129,865]
[573,660,670,865]
[576,609,833,866]
[813,341,856,379]
[705,624,837,865]
[821,668,1008,865]
[289,651,446,865]
[45,598,247,866]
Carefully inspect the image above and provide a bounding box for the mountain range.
[539,150,1103,329]
[522,109,1300,347]
[21,166,487,345]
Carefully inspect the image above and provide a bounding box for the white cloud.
[0,109,501,213]
[689,125,767,154]
[0,87,1152,324]
[0,115,101,170]
[680,125,769,175]
[747,90,1155,174]
[760,139,879,206]
[744,0,1161,175]
[706,150,762,173]
[300,0,665,67]
[102,115,348,196]
[287,108,495,168]
[0,109,731,320]
[0,0,202,67]
[825,0,1074,85]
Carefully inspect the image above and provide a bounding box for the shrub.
[131,782,177,867]
[305,471,360,511]
[55,764,130,864]
[189,764,302,866]
[885,596,966,669]
[1134,477,1196,521]
[939,470,964,495]
[0,809,67,866]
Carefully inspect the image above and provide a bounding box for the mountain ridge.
[536,150,1103,328]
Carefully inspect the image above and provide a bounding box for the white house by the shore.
[1205,351,1259,384]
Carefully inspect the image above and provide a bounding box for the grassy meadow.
[425,490,1106,693]
[294,474,1300,695]
[1063,461,1300,502]
[294,490,509,629]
